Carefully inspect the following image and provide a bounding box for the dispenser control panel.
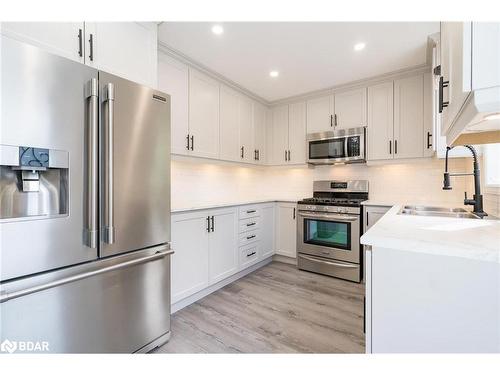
[19,147,49,168]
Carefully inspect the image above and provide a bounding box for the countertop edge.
[172,199,299,213]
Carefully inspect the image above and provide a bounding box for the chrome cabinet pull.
[78,28,83,57]
[299,254,359,268]
[103,83,115,244]
[88,33,94,61]
[84,78,99,248]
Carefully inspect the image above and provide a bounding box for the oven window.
[303,218,351,250]
[309,138,346,159]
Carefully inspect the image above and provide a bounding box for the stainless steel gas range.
[296,180,368,283]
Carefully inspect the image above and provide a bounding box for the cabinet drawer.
[239,217,260,233]
[239,230,260,246]
[239,205,261,220]
[239,243,260,269]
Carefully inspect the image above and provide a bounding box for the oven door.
[297,211,360,263]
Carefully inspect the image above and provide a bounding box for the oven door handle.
[298,254,359,268]
[297,212,359,222]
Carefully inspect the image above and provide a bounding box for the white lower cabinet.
[275,202,297,258]
[172,203,276,306]
[171,211,210,304]
[208,208,238,284]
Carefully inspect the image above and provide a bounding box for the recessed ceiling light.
[354,42,366,51]
[269,70,279,78]
[211,25,224,35]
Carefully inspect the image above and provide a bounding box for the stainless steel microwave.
[306,127,366,165]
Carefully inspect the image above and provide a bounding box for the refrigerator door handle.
[83,78,99,248]
[0,248,174,303]
[103,82,115,244]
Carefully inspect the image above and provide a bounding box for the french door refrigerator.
[0,36,172,353]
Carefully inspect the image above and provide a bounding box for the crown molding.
[158,41,270,105]
[268,63,432,106]
[158,41,431,108]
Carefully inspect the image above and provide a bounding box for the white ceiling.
[158,22,439,102]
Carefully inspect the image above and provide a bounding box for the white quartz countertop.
[360,205,500,263]
[171,199,299,213]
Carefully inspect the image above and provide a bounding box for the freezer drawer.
[0,245,173,353]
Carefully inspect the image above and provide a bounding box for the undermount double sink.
[398,205,481,219]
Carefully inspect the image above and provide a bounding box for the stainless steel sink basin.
[399,206,480,219]
[402,205,468,213]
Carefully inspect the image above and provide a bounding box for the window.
[484,143,500,189]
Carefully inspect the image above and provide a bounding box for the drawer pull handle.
[246,210,256,213]
[246,222,256,227]
[246,251,256,257]
[246,235,256,240]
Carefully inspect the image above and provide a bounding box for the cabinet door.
[0,22,84,63]
[275,203,297,258]
[271,105,289,165]
[334,88,367,129]
[260,204,275,259]
[189,69,220,159]
[394,75,424,159]
[423,72,434,157]
[253,101,267,164]
[219,85,241,161]
[440,22,472,135]
[239,96,254,163]
[306,94,334,133]
[171,211,210,303]
[288,102,306,164]
[209,208,238,284]
[158,53,189,155]
[364,205,391,233]
[367,82,394,160]
[265,108,274,165]
[85,22,158,87]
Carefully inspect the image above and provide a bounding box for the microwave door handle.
[84,78,99,248]
[103,83,115,244]
[344,137,349,159]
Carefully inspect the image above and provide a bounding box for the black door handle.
[88,33,94,62]
[334,113,338,127]
[210,216,214,232]
[439,76,449,113]
[186,134,190,150]
[190,135,194,151]
[389,140,392,155]
[246,251,256,257]
[293,207,296,220]
[206,216,210,232]
[241,146,244,159]
[395,140,398,154]
[246,235,256,240]
[427,132,432,149]
[78,29,83,57]
[330,114,333,127]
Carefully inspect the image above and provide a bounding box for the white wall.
[171,155,471,210]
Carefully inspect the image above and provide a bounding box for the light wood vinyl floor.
[153,261,365,353]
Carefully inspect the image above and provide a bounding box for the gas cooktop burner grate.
[299,197,365,206]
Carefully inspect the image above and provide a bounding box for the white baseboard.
[171,256,273,313]
[273,254,297,265]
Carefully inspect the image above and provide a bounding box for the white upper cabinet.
[367,81,394,161]
[208,208,238,284]
[1,22,158,87]
[394,75,424,159]
[189,69,220,159]
[423,72,435,158]
[158,53,189,155]
[271,105,290,164]
[440,22,472,135]
[288,102,307,164]
[334,87,367,129]
[306,94,334,133]
[219,85,241,162]
[0,22,85,63]
[84,22,158,87]
[253,102,267,164]
[239,97,254,163]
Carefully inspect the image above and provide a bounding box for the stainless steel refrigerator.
[0,36,172,353]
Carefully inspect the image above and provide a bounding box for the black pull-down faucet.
[443,145,487,218]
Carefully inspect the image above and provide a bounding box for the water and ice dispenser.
[0,144,69,220]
